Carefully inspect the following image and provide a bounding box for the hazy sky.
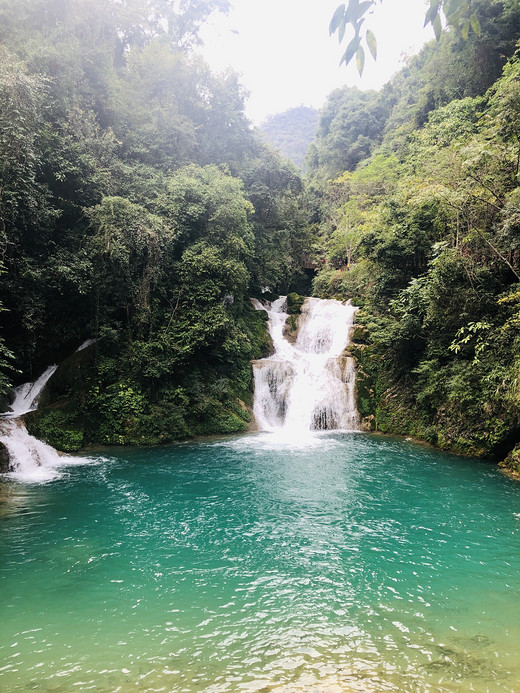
[198,0,435,125]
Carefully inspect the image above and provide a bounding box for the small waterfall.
[0,365,90,482]
[6,364,57,418]
[252,296,359,434]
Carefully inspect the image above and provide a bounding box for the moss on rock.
[286,292,305,315]
[499,445,520,476]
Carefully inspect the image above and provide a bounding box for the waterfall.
[252,296,359,435]
[6,364,58,418]
[0,365,90,482]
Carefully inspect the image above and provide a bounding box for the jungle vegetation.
[1,0,520,474]
[260,106,319,171]
[311,0,520,470]
[0,0,311,446]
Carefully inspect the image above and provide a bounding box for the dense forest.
[0,0,311,448]
[1,0,520,475]
[309,0,520,473]
[260,106,318,171]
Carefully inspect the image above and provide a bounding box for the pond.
[1,431,520,692]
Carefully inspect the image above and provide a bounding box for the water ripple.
[1,434,520,691]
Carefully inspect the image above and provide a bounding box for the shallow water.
[1,432,520,692]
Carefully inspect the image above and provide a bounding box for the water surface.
[1,432,520,692]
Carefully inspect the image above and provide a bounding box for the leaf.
[470,13,481,36]
[445,0,466,15]
[354,17,365,36]
[461,19,470,40]
[430,0,441,15]
[329,4,346,35]
[433,13,442,40]
[338,17,347,44]
[444,0,470,27]
[339,36,360,67]
[425,0,440,26]
[366,28,377,60]
[353,1,374,22]
[356,45,365,76]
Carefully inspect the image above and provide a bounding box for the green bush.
[286,292,305,314]
[26,409,84,452]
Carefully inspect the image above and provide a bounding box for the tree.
[306,86,391,180]
[0,48,50,252]
[260,107,319,171]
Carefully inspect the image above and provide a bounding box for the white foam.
[0,419,93,483]
[1,365,94,483]
[252,297,360,435]
[6,365,57,418]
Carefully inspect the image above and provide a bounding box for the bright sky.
[198,0,435,125]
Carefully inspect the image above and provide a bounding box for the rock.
[283,314,300,344]
[499,444,520,476]
[0,441,11,473]
[286,292,305,315]
[37,339,98,408]
[0,390,13,413]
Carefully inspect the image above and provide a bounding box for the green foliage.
[260,106,319,171]
[499,445,520,476]
[307,87,391,180]
[330,0,483,74]
[0,0,311,443]
[239,149,311,293]
[26,408,84,452]
[286,293,305,315]
[313,23,520,462]
[330,1,379,75]
[3,0,520,464]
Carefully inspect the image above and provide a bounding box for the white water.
[6,364,58,418]
[0,365,91,483]
[252,296,359,436]
[76,338,98,353]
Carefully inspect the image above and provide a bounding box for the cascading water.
[0,364,90,482]
[252,296,359,435]
[6,364,58,418]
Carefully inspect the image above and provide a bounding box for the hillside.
[260,106,319,170]
[0,0,312,447]
[308,0,520,472]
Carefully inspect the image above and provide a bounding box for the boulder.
[0,441,11,473]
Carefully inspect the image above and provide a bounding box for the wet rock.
[286,292,305,315]
[37,340,98,408]
[283,313,300,344]
[499,444,520,477]
[0,441,11,473]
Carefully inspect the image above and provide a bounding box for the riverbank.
[3,292,517,481]
[347,308,520,478]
